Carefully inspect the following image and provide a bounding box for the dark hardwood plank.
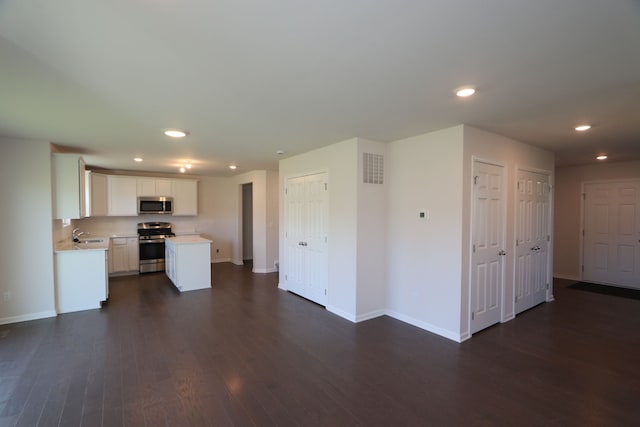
[0,266,639,426]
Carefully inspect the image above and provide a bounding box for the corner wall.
[0,138,56,324]
[385,126,465,341]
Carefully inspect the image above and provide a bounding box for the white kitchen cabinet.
[55,248,108,313]
[165,236,211,292]
[108,175,138,216]
[137,177,173,197]
[52,154,86,219]
[86,171,108,217]
[109,237,139,275]
[172,179,198,216]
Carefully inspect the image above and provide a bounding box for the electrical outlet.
[216,249,220,253]
[3,291,11,301]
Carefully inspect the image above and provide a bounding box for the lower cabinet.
[55,249,108,314]
[165,236,211,292]
[109,237,139,275]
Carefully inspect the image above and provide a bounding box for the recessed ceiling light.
[596,155,608,160]
[455,86,476,97]
[229,165,237,170]
[179,167,186,173]
[276,150,287,155]
[185,163,192,169]
[164,129,189,138]
[575,124,591,132]
[133,157,143,162]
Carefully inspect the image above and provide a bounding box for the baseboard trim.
[385,310,463,343]
[212,258,232,264]
[252,267,278,274]
[0,310,57,326]
[231,259,244,266]
[278,282,287,291]
[553,273,580,281]
[355,309,386,323]
[326,305,356,322]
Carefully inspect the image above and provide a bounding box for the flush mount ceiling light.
[575,124,591,132]
[276,150,287,155]
[163,129,189,138]
[596,154,608,160]
[179,167,186,173]
[133,157,143,162]
[455,86,476,97]
[229,165,237,170]
[185,163,192,169]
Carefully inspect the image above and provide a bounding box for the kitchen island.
[165,235,212,292]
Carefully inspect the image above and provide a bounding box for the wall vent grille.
[363,153,384,184]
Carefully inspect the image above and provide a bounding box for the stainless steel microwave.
[138,197,173,214]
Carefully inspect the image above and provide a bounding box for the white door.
[284,173,328,305]
[583,181,640,289]
[470,161,505,334]
[515,170,550,315]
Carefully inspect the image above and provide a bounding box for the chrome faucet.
[72,228,87,242]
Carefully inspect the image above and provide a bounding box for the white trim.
[553,273,580,281]
[253,267,277,273]
[385,310,463,343]
[231,258,244,266]
[502,313,515,323]
[326,305,356,322]
[212,258,232,264]
[278,282,287,291]
[355,309,385,323]
[0,310,57,326]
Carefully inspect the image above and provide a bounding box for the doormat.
[568,282,640,300]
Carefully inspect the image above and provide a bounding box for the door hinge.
[547,235,550,241]
[516,240,519,247]
[324,289,327,295]
[471,312,474,320]
[285,188,288,195]
[546,283,549,290]
[582,193,586,200]
[517,181,520,190]
[515,296,518,303]
[474,176,479,185]
[472,244,476,253]
[582,229,585,237]
[324,183,328,191]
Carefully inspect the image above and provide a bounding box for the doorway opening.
[242,183,253,262]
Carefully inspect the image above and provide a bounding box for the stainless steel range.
[137,222,174,273]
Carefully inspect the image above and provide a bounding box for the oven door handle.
[139,238,165,244]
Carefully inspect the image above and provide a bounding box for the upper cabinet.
[52,154,86,219]
[83,173,198,217]
[107,175,138,216]
[85,171,108,217]
[137,178,173,197]
[172,179,198,216]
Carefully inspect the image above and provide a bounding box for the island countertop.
[166,235,212,245]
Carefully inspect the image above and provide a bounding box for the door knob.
[498,250,506,256]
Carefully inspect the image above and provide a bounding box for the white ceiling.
[1,0,639,176]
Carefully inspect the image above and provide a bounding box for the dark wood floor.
[1,264,639,426]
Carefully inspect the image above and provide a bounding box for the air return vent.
[363,153,384,184]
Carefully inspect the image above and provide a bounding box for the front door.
[583,180,640,289]
[470,161,505,334]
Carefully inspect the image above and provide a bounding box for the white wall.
[386,126,465,341]
[356,139,387,320]
[0,138,57,324]
[279,138,359,320]
[554,160,640,280]
[461,125,555,338]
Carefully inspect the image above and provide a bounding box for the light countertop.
[55,236,110,253]
[166,235,212,245]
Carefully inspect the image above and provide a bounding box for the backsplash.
[52,219,73,245]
